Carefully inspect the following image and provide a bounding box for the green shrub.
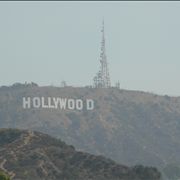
[0,171,10,180]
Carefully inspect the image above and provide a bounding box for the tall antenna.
[93,20,111,88]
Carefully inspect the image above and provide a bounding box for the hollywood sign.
[23,97,94,110]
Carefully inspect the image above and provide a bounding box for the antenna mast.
[93,20,111,88]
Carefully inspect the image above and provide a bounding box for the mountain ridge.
[0,83,180,177]
[0,128,161,180]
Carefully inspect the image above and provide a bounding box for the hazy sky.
[0,2,180,96]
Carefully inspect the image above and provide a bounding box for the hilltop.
[0,128,161,180]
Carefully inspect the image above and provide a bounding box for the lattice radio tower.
[93,20,111,88]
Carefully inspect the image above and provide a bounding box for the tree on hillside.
[0,171,10,180]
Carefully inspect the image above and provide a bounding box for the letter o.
[68,99,75,110]
[33,97,41,108]
[76,99,83,110]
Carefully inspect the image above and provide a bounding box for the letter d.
[86,99,94,110]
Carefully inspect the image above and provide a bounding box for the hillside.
[0,83,180,177]
[0,128,161,180]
